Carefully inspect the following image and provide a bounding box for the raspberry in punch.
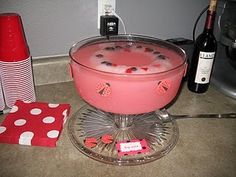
[72,41,183,75]
[0,13,36,108]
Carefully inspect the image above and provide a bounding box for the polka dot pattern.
[19,131,34,145]
[23,100,32,104]
[62,109,67,117]
[0,126,6,134]
[43,116,55,124]
[48,103,59,108]
[30,108,42,115]
[47,130,59,138]
[0,100,70,147]
[62,109,68,125]
[10,105,18,113]
[20,131,34,138]
[14,119,27,126]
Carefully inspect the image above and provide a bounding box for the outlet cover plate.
[98,0,116,29]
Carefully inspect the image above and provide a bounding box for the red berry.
[126,68,132,73]
[153,64,161,67]
[126,67,137,73]
[141,67,148,71]
[145,48,153,52]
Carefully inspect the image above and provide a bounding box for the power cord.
[217,0,227,33]
[110,10,127,34]
[192,5,209,42]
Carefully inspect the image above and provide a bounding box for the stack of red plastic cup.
[0,13,36,108]
[0,75,4,110]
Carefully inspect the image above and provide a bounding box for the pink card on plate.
[116,139,150,157]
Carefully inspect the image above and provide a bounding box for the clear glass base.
[67,104,179,166]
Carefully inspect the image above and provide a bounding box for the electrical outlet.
[98,0,116,29]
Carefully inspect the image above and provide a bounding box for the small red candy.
[101,134,113,144]
[84,137,97,148]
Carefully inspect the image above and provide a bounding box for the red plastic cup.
[0,77,5,110]
[0,57,36,108]
[0,13,29,62]
[0,13,35,108]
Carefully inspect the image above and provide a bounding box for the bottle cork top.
[209,0,217,12]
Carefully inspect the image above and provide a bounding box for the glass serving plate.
[67,104,179,166]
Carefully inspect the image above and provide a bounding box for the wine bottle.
[187,0,218,93]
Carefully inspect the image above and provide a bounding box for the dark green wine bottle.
[188,0,218,93]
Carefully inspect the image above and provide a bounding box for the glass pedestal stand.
[68,104,179,166]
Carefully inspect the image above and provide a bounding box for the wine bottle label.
[194,51,215,84]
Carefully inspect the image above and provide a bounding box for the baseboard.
[32,56,72,86]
